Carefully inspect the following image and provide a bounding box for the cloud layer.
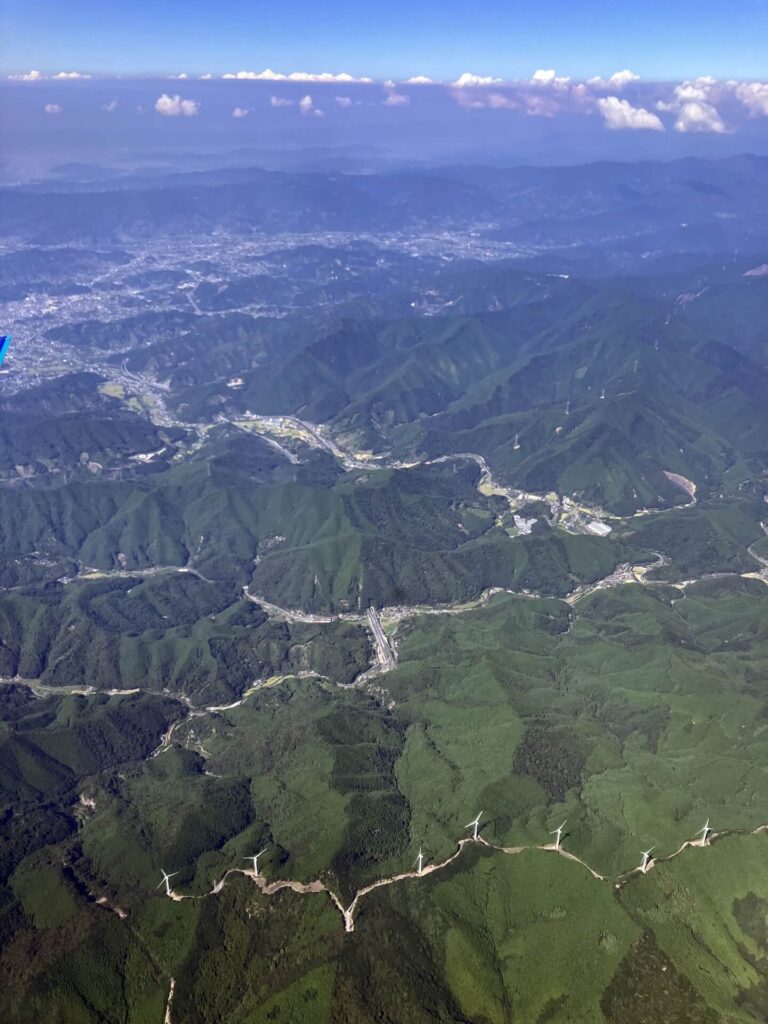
[13,66,768,138]
[222,68,371,83]
[446,69,768,132]
[10,69,91,81]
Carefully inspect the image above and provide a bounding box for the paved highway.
[367,606,397,671]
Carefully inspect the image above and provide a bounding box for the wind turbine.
[640,847,655,872]
[466,812,483,841]
[414,847,425,875]
[245,849,267,876]
[157,869,178,897]
[549,820,567,850]
[695,819,712,845]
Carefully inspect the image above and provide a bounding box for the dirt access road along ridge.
[159,822,768,1023]
[158,821,768,935]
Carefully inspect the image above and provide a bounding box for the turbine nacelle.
[465,812,483,840]
[640,847,655,871]
[245,848,268,876]
[695,819,712,844]
[157,869,178,895]
[549,820,567,848]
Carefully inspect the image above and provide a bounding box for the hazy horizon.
[4,74,768,182]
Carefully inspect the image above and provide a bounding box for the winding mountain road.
[157,821,768,935]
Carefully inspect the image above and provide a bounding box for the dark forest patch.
[512,721,584,801]
[601,930,720,1024]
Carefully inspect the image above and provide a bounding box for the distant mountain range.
[4,155,768,249]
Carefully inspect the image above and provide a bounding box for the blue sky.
[3,0,768,80]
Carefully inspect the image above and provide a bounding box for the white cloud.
[199,73,213,80]
[530,69,571,88]
[674,101,728,133]
[335,96,353,107]
[517,68,577,115]
[453,89,522,112]
[451,71,644,120]
[43,103,62,114]
[293,70,370,83]
[223,68,371,83]
[103,98,118,112]
[609,69,640,88]
[299,94,325,117]
[587,69,640,90]
[448,71,768,131]
[648,77,728,133]
[452,71,503,87]
[154,93,200,117]
[405,76,433,85]
[597,96,664,131]
[675,78,715,103]
[10,68,92,81]
[172,72,188,79]
[523,94,559,116]
[269,95,294,107]
[224,69,276,80]
[232,106,250,118]
[486,93,518,110]
[383,90,409,106]
[731,81,768,116]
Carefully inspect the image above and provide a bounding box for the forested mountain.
[2,155,768,1023]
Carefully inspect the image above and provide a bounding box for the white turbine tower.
[695,819,712,846]
[245,849,267,876]
[640,847,655,872]
[549,820,567,850]
[157,869,178,897]
[414,847,424,875]
[466,812,483,841]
